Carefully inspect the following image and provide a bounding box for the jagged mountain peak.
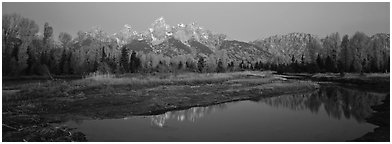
[157,16,164,21]
[151,17,169,28]
[114,18,231,58]
[124,24,132,31]
[148,17,172,45]
[177,23,186,28]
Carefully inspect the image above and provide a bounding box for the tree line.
[264,32,390,74]
[2,14,389,77]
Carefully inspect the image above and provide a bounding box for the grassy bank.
[3,71,319,141]
[282,73,389,90]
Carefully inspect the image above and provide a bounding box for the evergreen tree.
[67,51,74,74]
[26,46,35,75]
[254,61,259,70]
[339,35,350,72]
[316,54,324,72]
[198,57,205,73]
[93,58,99,72]
[337,60,345,75]
[361,58,367,74]
[120,46,129,73]
[101,46,106,63]
[59,48,67,74]
[240,60,244,70]
[301,55,305,65]
[217,59,225,72]
[291,55,295,64]
[178,61,183,70]
[325,55,335,72]
[130,51,140,73]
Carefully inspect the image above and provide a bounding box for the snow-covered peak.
[152,17,168,27]
[124,24,132,30]
[110,17,223,51]
[157,16,164,22]
[178,23,185,27]
[148,16,172,45]
[133,31,138,35]
[166,31,173,36]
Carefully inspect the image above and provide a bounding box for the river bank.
[351,95,390,142]
[282,73,389,91]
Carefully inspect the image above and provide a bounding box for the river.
[62,83,387,141]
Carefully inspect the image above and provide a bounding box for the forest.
[2,13,390,77]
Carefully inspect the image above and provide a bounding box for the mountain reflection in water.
[147,84,386,127]
[148,104,227,127]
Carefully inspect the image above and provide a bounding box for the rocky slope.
[252,32,322,64]
[219,40,272,62]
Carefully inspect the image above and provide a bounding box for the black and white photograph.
[1,1,390,142]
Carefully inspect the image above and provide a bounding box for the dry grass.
[4,71,276,101]
[78,71,273,87]
[312,73,389,79]
[84,72,115,80]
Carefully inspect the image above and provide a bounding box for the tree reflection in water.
[259,85,386,122]
[149,103,227,127]
[148,85,386,128]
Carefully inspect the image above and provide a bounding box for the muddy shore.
[351,96,390,142]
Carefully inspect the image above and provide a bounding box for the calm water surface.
[63,84,387,141]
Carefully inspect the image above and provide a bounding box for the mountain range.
[110,17,389,64]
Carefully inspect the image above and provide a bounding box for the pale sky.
[2,2,390,42]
